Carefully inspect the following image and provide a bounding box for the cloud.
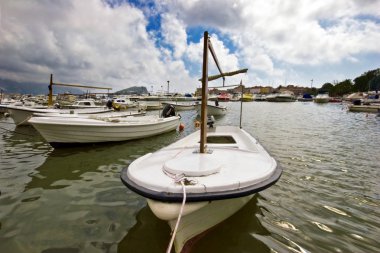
[158,0,380,86]
[0,0,196,92]
[0,0,379,92]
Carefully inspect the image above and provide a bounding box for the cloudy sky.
[0,0,379,93]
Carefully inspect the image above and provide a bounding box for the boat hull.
[29,116,180,145]
[6,106,112,126]
[196,104,227,116]
[348,104,380,113]
[148,195,253,253]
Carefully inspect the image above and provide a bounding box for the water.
[0,102,379,253]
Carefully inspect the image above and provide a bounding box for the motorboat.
[120,31,281,253]
[61,99,105,109]
[112,97,138,110]
[195,103,227,116]
[266,91,296,102]
[161,102,196,111]
[297,94,313,102]
[348,104,380,113]
[29,114,180,147]
[241,93,254,102]
[216,93,230,101]
[5,105,113,126]
[314,93,330,103]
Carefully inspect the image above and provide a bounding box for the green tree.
[331,79,353,97]
[353,69,379,92]
[369,72,380,92]
[319,83,334,94]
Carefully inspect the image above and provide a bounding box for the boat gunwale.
[120,163,282,203]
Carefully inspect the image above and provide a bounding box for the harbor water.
[0,102,379,253]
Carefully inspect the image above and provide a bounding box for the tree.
[369,72,380,92]
[353,69,379,92]
[319,83,334,94]
[331,79,353,96]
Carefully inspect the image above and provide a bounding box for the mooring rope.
[166,180,186,253]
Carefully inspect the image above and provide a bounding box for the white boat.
[314,93,330,103]
[5,105,113,126]
[161,102,196,111]
[28,114,180,147]
[266,91,296,102]
[33,110,145,118]
[112,97,138,109]
[120,31,281,253]
[63,99,105,109]
[195,103,227,116]
[348,104,380,113]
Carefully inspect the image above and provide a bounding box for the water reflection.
[26,130,182,191]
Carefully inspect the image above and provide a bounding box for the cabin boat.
[314,93,330,103]
[120,31,281,253]
[266,91,296,102]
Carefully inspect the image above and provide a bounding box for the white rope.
[166,180,186,253]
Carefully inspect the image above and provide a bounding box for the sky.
[0,0,379,93]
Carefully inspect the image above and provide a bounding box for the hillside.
[114,86,148,95]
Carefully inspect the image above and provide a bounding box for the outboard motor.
[207,115,215,128]
[106,100,113,109]
[162,104,176,118]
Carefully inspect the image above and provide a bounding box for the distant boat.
[216,93,230,101]
[4,105,112,126]
[29,114,180,147]
[266,92,296,102]
[297,94,313,102]
[195,103,227,116]
[314,93,330,103]
[347,104,380,113]
[161,102,196,111]
[241,93,254,102]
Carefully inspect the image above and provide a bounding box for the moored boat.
[5,105,113,126]
[266,91,296,102]
[195,103,227,116]
[161,102,196,111]
[314,93,330,103]
[120,31,281,253]
[347,104,380,113]
[29,114,180,147]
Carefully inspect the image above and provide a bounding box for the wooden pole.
[48,74,53,106]
[200,31,209,153]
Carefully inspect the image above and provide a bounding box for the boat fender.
[162,104,176,118]
[179,123,185,131]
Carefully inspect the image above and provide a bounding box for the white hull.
[29,115,180,145]
[6,106,112,126]
[196,104,227,116]
[162,102,195,111]
[348,104,380,113]
[122,126,281,253]
[148,195,253,252]
[314,94,330,103]
[266,94,296,102]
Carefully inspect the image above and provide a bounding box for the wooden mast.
[199,31,248,153]
[200,31,209,153]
